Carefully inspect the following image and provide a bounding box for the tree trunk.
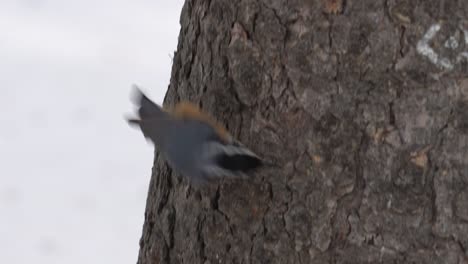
[137,0,468,263]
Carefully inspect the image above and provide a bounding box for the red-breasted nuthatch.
[127,86,262,184]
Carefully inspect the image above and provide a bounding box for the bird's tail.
[127,85,167,124]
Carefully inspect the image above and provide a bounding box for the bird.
[127,86,262,184]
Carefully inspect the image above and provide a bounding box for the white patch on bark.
[463,28,468,44]
[444,36,459,49]
[417,23,454,70]
[458,28,468,63]
[417,23,468,70]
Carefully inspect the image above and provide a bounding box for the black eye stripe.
[216,153,262,172]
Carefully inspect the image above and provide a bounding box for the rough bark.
[137,0,468,263]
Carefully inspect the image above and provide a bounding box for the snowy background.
[0,1,184,263]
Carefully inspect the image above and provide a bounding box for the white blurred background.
[0,1,184,263]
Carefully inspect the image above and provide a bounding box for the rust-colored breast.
[171,101,231,143]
